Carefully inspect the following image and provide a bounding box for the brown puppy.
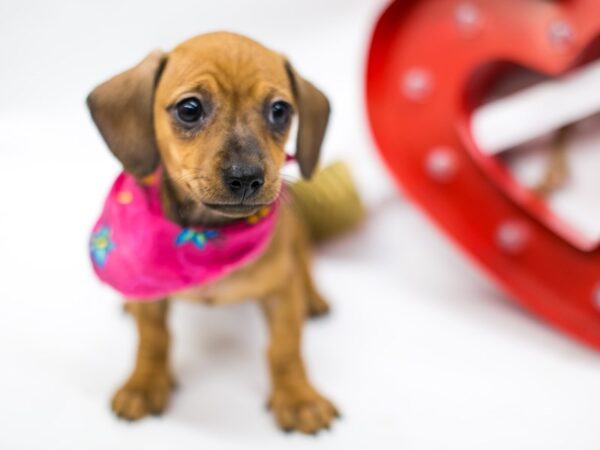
[87,32,337,434]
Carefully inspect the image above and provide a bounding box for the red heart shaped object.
[366,0,600,350]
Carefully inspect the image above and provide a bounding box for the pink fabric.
[89,172,278,300]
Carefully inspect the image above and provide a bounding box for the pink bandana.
[89,172,278,300]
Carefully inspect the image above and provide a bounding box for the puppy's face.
[154,35,292,217]
[88,32,330,220]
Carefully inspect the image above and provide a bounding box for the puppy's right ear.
[284,60,330,180]
[87,50,167,178]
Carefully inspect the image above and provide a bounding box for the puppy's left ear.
[87,50,167,178]
[285,61,330,179]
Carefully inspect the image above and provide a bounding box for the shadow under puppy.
[87,32,338,434]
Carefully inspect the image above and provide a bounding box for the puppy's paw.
[269,385,339,434]
[307,293,331,318]
[111,373,172,421]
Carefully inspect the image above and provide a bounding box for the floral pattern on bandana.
[175,229,219,249]
[90,226,115,268]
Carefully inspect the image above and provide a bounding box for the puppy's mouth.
[203,202,269,217]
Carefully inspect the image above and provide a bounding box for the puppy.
[87,32,337,434]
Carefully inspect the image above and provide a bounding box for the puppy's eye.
[175,97,204,124]
[268,101,291,128]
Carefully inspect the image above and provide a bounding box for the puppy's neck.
[159,172,235,228]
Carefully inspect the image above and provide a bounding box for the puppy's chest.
[173,215,292,304]
[174,247,285,305]
[174,268,259,305]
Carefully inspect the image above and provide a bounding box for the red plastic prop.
[366,0,600,350]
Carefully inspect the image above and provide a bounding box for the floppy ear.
[285,61,331,179]
[87,50,167,178]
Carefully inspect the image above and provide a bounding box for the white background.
[1,1,600,449]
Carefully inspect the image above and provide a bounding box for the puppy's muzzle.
[222,164,265,200]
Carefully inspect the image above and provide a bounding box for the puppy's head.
[87,32,330,218]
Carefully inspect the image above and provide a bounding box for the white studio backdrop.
[1,1,600,450]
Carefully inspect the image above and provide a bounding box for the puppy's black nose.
[223,165,264,199]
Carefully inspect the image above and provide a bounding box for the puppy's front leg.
[261,277,338,434]
[112,300,173,420]
[296,243,330,318]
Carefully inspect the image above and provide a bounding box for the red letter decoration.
[366,0,600,350]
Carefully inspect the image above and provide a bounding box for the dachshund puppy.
[87,32,337,434]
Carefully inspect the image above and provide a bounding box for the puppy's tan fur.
[88,32,337,434]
